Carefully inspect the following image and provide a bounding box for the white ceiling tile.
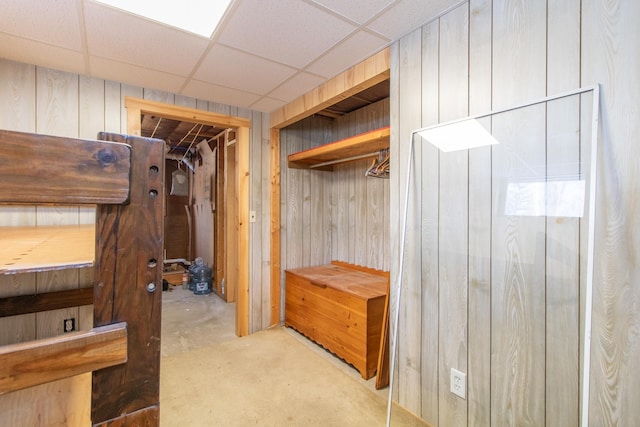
[218,0,356,68]
[369,0,462,40]
[267,72,325,102]
[310,0,395,24]
[306,31,390,78]
[194,45,297,95]
[249,96,287,113]
[84,2,209,77]
[89,56,185,93]
[0,0,83,50]
[181,79,261,109]
[0,33,86,75]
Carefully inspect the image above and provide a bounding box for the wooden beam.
[0,322,127,395]
[0,129,131,205]
[0,287,93,318]
[125,97,251,129]
[270,48,390,129]
[236,126,250,337]
[269,128,281,326]
[92,133,164,424]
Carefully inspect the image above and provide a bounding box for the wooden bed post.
[91,133,165,426]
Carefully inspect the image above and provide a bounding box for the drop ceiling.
[0,0,463,114]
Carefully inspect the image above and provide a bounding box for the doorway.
[125,97,250,337]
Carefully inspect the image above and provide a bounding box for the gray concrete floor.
[160,286,427,427]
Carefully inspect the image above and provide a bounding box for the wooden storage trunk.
[285,261,388,379]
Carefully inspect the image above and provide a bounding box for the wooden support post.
[91,133,164,426]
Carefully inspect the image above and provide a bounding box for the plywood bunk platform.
[285,261,389,380]
[0,225,95,274]
[0,129,165,426]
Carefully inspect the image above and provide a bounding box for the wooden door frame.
[268,48,391,325]
[125,97,250,336]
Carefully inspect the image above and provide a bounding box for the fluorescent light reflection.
[94,0,233,38]
[505,179,586,217]
[417,119,499,152]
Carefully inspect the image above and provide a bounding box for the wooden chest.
[285,261,388,379]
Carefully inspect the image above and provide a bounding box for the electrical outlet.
[450,368,466,399]
[249,210,256,223]
[63,318,76,333]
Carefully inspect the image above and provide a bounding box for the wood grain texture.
[418,18,440,423]
[0,59,35,133]
[285,262,388,379]
[467,1,492,426]
[236,125,250,337]
[92,133,164,424]
[491,107,547,427]
[0,130,132,205]
[0,322,126,394]
[270,128,282,325]
[437,5,469,426]
[0,287,92,317]
[0,374,91,427]
[0,225,94,274]
[270,48,390,129]
[581,1,640,426]
[397,27,423,417]
[287,127,390,169]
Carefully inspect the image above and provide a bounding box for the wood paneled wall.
[279,98,390,322]
[0,58,271,424]
[390,0,640,426]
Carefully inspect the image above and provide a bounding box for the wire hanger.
[365,149,390,178]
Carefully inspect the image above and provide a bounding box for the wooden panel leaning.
[285,261,389,380]
[91,132,164,427]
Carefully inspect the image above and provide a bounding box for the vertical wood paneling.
[491,108,547,427]
[546,96,581,426]
[260,117,272,328]
[79,76,105,139]
[467,1,492,426]
[491,2,547,426]
[104,80,121,133]
[36,67,79,137]
[0,59,35,132]
[546,1,581,425]
[419,17,440,424]
[437,5,469,427]
[301,122,312,268]
[582,1,640,426]
[388,41,401,402]
[397,27,423,416]
[308,119,332,266]
[285,123,303,270]
[250,111,263,332]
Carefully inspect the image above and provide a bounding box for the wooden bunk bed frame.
[0,129,164,426]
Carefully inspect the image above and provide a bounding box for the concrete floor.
[159,286,427,427]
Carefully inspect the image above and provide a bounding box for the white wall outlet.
[450,368,466,399]
[249,210,256,223]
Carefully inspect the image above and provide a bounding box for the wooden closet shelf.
[0,225,95,274]
[287,126,390,170]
